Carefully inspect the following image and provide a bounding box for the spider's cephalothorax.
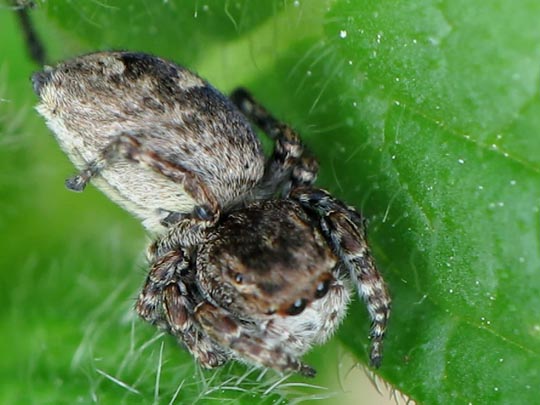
[33,51,391,376]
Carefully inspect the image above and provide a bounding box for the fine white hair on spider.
[32,50,391,376]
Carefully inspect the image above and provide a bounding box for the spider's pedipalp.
[195,302,316,376]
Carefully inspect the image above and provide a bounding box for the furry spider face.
[197,199,338,318]
[191,199,353,377]
[33,51,390,376]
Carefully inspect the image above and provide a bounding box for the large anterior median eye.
[286,298,307,316]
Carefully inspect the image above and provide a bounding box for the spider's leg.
[66,132,219,222]
[162,283,229,368]
[291,187,390,368]
[230,88,318,196]
[136,250,188,330]
[195,302,316,377]
[136,245,228,368]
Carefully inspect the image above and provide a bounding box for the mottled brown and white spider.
[32,51,390,376]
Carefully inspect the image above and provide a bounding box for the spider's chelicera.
[32,52,391,376]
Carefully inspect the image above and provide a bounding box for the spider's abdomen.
[34,52,265,232]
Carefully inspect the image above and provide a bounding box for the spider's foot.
[65,172,90,192]
[299,363,317,378]
[369,340,383,368]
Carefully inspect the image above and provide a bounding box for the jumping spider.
[32,51,390,376]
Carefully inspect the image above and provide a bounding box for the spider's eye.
[314,279,331,299]
[286,298,307,316]
[234,273,244,284]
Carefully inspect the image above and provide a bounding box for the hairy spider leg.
[65,132,220,223]
[230,88,319,197]
[291,187,391,367]
[137,233,230,368]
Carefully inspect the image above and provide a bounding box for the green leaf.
[1,1,540,404]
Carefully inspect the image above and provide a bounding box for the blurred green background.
[1,1,540,404]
